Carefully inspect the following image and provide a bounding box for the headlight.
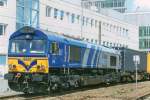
[37,65,46,72]
[12,65,16,69]
[9,64,12,70]
[9,64,16,70]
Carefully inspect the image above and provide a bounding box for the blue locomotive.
[5,26,148,93]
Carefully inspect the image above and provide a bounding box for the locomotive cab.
[4,27,50,93]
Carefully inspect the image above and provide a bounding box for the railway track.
[137,93,150,100]
[1,82,150,100]
[0,83,114,100]
[0,94,24,100]
[0,93,49,100]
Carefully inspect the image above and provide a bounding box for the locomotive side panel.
[48,41,67,68]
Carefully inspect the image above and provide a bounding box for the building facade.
[16,0,39,29]
[125,12,150,52]
[0,0,16,67]
[40,0,138,49]
[0,0,138,70]
[82,0,150,52]
[82,0,128,13]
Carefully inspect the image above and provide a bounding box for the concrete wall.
[124,12,150,26]
[40,0,139,50]
[0,0,16,54]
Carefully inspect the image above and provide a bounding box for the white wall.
[0,0,16,54]
[39,0,139,50]
[124,12,150,26]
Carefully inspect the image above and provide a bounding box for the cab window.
[51,42,59,54]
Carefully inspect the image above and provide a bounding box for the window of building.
[109,42,111,47]
[0,1,4,6]
[86,17,89,26]
[0,24,6,36]
[106,42,109,46]
[91,19,93,27]
[140,39,150,49]
[77,15,80,24]
[114,2,117,7]
[51,42,59,55]
[86,38,89,42]
[54,8,58,19]
[0,0,7,6]
[0,55,6,65]
[71,13,75,23]
[101,3,105,8]
[91,39,93,43]
[125,29,128,36]
[95,20,97,28]
[118,2,122,7]
[46,6,52,17]
[95,40,98,44]
[66,12,70,22]
[109,25,112,32]
[32,0,38,9]
[16,0,39,29]
[69,46,80,62]
[119,27,122,34]
[139,26,150,37]
[103,41,105,46]
[143,26,147,36]
[148,27,150,36]
[60,10,64,20]
[82,16,85,26]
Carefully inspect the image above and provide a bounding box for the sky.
[133,0,150,11]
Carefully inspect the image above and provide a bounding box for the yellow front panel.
[8,57,49,73]
[147,53,150,73]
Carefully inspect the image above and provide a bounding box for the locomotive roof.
[10,26,120,55]
[42,30,120,55]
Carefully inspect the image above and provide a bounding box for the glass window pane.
[16,0,24,6]
[60,10,64,20]
[71,14,75,23]
[32,0,38,9]
[0,1,4,6]
[0,56,6,65]
[10,40,27,53]
[30,40,45,53]
[16,0,39,29]
[0,25,3,35]
[16,23,24,30]
[54,8,58,19]
[16,6,24,22]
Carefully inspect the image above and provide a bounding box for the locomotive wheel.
[121,76,127,83]
[74,81,80,88]
[8,81,20,92]
[50,82,60,92]
[63,82,71,90]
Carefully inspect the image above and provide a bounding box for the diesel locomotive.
[4,26,150,93]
